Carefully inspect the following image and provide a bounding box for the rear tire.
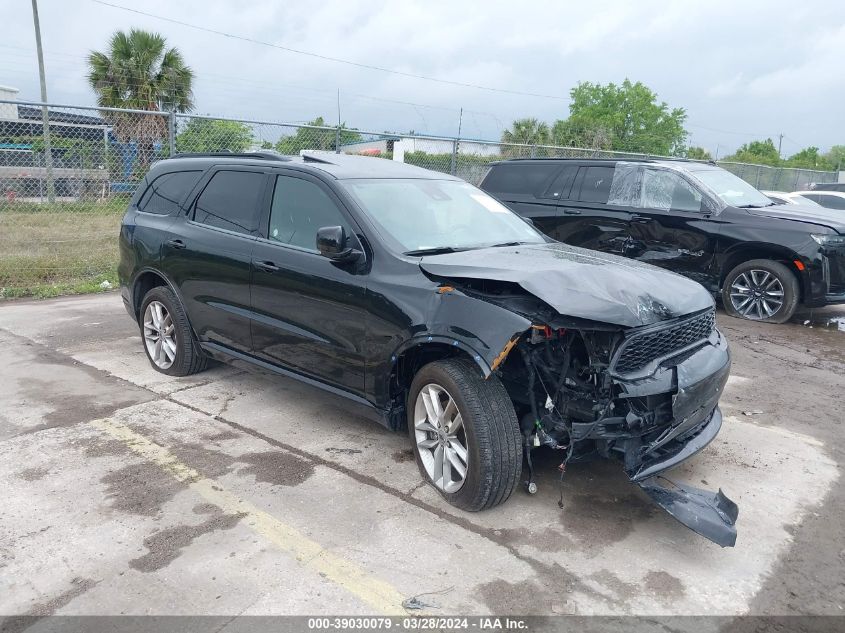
[721,259,799,324]
[407,358,521,511]
[139,286,208,376]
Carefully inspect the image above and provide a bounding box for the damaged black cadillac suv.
[119,151,737,546]
[480,158,845,323]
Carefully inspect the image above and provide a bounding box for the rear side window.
[138,171,202,215]
[482,164,559,196]
[577,166,615,203]
[193,170,265,235]
[541,165,578,199]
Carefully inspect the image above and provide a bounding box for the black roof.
[159,151,461,180]
[490,157,716,167]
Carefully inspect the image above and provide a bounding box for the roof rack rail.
[497,156,705,164]
[169,150,290,162]
[300,152,336,165]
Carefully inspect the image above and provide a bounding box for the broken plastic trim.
[637,476,739,547]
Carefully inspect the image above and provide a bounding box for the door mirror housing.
[316,226,361,263]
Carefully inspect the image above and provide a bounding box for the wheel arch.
[718,243,806,301]
[131,268,189,323]
[385,337,495,430]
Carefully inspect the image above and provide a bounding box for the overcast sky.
[3,0,844,156]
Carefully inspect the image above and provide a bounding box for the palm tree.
[501,118,551,146]
[88,29,194,167]
[500,118,551,157]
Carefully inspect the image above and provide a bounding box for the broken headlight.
[811,233,845,246]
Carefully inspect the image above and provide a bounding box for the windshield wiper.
[403,246,471,256]
[738,203,775,208]
[487,241,530,247]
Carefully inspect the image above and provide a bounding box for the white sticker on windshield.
[471,193,509,213]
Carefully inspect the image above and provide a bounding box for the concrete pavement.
[1,293,843,616]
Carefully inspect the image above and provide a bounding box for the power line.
[90,0,568,100]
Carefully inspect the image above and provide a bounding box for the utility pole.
[777,133,783,158]
[457,107,463,138]
[31,0,55,203]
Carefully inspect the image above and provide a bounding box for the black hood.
[419,242,714,327]
[745,204,845,233]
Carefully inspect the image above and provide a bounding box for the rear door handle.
[255,260,280,273]
[562,208,581,215]
[631,215,651,224]
[167,239,186,249]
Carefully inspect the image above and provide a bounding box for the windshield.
[340,179,547,254]
[689,168,773,208]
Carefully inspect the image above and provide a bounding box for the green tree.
[685,146,712,161]
[554,80,688,155]
[88,29,194,167]
[501,118,551,146]
[824,145,845,170]
[275,117,362,154]
[784,147,833,170]
[175,119,254,153]
[722,139,781,166]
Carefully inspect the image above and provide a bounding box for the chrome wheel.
[413,383,469,493]
[729,269,785,320]
[143,301,177,369]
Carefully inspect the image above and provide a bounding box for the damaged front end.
[492,297,736,547]
[419,244,737,547]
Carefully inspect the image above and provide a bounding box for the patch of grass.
[0,201,126,300]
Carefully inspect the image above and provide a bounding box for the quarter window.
[193,170,265,235]
[138,171,202,215]
[482,164,560,196]
[269,175,352,251]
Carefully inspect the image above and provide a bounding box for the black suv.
[119,152,737,546]
[480,158,845,323]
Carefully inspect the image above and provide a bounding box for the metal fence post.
[530,145,537,158]
[168,111,176,157]
[335,125,341,154]
[755,165,761,189]
[450,139,458,176]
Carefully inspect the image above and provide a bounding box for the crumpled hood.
[419,242,714,327]
[745,204,845,233]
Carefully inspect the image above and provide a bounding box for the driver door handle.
[562,208,581,215]
[166,239,186,249]
[255,260,280,273]
[631,215,651,224]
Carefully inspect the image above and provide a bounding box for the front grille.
[614,309,715,376]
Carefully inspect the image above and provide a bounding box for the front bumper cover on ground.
[637,475,740,547]
[629,409,739,547]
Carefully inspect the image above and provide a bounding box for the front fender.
[392,290,532,378]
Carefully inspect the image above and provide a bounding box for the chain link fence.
[0,98,838,298]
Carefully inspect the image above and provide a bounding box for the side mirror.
[316,225,361,263]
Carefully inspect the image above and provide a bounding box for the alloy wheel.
[729,269,785,320]
[143,301,177,369]
[413,383,469,493]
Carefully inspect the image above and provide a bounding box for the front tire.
[139,286,208,376]
[721,259,799,323]
[408,358,521,511]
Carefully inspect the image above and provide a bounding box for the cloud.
[3,0,843,153]
[708,73,745,98]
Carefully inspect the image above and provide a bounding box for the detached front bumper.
[619,330,739,546]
